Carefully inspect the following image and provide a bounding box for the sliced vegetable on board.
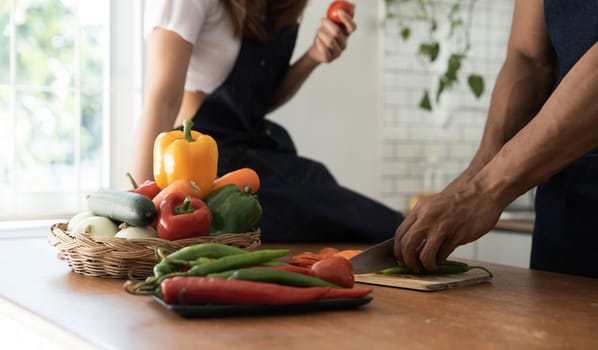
[378,260,493,277]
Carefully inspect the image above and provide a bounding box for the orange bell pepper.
[153,120,218,194]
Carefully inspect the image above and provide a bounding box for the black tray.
[152,295,373,318]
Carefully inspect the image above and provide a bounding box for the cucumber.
[87,189,157,227]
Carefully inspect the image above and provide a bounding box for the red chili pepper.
[126,172,161,199]
[160,277,372,305]
[157,192,212,240]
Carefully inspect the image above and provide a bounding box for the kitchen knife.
[349,237,398,274]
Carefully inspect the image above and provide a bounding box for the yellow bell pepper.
[153,120,218,197]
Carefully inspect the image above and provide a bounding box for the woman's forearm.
[270,13,356,112]
[130,28,192,183]
[130,99,181,183]
[269,52,320,111]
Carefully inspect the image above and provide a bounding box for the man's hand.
[393,183,504,273]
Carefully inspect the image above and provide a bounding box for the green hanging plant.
[384,0,485,111]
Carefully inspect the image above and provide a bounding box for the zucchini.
[87,189,157,227]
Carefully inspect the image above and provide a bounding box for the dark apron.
[531,0,598,277]
[187,25,404,243]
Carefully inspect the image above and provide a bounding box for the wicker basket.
[48,222,261,279]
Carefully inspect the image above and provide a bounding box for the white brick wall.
[379,0,515,211]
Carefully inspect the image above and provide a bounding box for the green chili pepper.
[185,249,289,276]
[379,260,493,277]
[208,267,341,288]
[166,243,248,261]
[152,243,249,278]
[203,184,262,234]
[130,248,289,295]
[258,261,287,267]
[192,257,217,265]
[153,261,178,278]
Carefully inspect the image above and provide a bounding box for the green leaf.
[467,74,485,98]
[419,41,440,62]
[436,78,446,102]
[435,53,464,102]
[400,27,411,41]
[446,54,464,81]
[419,90,432,111]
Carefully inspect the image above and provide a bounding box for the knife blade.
[349,237,398,274]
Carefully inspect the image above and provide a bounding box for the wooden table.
[1,236,597,350]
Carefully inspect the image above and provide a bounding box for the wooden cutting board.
[354,269,492,291]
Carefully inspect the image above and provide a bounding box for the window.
[0,0,143,221]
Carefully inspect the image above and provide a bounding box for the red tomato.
[310,256,354,288]
[326,1,355,25]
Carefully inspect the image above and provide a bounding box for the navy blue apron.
[187,24,404,243]
[531,0,598,277]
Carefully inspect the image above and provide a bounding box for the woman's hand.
[393,183,504,273]
[270,9,356,110]
[307,11,356,64]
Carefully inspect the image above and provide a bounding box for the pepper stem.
[175,196,195,215]
[183,119,194,142]
[126,172,139,189]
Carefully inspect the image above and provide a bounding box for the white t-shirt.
[144,0,241,93]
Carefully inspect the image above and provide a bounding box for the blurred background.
[0,0,532,266]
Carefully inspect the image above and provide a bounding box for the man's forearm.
[474,42,598,206]
[446,51,555,190]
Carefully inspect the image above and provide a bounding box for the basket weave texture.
[48,222,261,279]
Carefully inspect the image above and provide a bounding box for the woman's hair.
[223,0,308,42]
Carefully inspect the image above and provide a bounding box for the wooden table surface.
[1,236,597,350]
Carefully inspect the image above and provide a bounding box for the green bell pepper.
[204,184,262,234]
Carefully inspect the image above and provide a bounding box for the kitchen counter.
[1,235,597,349]
[494,219,534,233]
[495,210,535,233]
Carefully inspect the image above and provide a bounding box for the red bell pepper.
[126,172,161,199]
[157,192,212,240]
